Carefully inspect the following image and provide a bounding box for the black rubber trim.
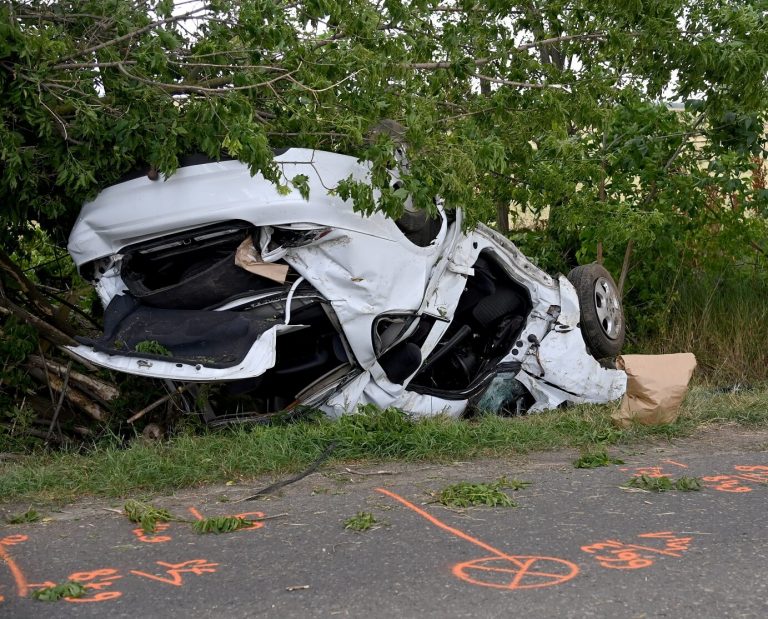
[407,361,523,400]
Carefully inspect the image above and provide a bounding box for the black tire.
[566,264,625,359]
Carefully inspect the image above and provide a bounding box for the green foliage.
[0,317,37,449]
[31,581,86,601]
[344,511,377,531]
[674,476,703,492]
[193,515,250,534]
[124,499,174,533]
[627,475,675,492]
[1,387,766,503]
[573,449,625,469]
[436,478,522,508]
[134,340,172,356]
[1,0,766,231]
[5,507,40,524]
[626,474,703,492]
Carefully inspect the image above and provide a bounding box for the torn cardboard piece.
[612,353,697,427]
[235,237,289,283]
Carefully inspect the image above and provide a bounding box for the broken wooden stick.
[127,384,190,424]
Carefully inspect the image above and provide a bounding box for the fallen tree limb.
[28,354,119,403]
[127,384,190,424]
[0,247,57,320]
[46,360,72,443]
[27,367,108,422]
[0,297,77,345]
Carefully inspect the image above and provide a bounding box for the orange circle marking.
[454,555,579,590]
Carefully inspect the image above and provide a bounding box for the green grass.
[344,512,378,531]
[644,272,768,385]
[1,387,767,504]
[5,507,40,524]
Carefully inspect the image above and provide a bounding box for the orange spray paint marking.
[581,532,693,570]
[64,568,123,603]
[130,560,219,586]
[732,466,768,483]
[188,507,265,530]
[701,475,752,493]
[632,467,670,478]
[661,460,688,469]
[132,523,172,543]
[376,488,579,590]
[232,512,265,531]
[0,535,30,598]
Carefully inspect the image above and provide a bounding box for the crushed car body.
[67,148,626,422]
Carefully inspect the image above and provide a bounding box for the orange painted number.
[65,568,122,603]
[702,475,752,493]
[132,522,172,543]
[233,512,265,531]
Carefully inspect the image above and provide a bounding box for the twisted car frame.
[67,149,626,424]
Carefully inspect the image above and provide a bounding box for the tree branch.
[476,73,565,90]
[405,58,490,70]
[56,6,211,63]
[115,62,293,96]
[515,33,607,52]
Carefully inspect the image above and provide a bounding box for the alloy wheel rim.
[593,277,622,340]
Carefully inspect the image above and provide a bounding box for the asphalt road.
[2,427,767,618]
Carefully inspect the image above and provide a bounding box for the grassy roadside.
[1,387,767,505]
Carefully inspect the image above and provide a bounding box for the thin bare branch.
[516,33,607,52]
[476,73,563,90]
[52,60,138,70]
[57,6,212,63]
[116,62,294,94]
[405,58,490,70]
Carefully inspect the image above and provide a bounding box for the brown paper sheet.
[235,237,289,283]
[612,353,697,427]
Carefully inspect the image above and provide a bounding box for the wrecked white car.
[67,149,626,424]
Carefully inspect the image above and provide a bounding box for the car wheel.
[566,264,625,359]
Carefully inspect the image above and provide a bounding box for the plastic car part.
[566,264,625,359]
[378,342,423,384]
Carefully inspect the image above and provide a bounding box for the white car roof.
[68,149,411,267]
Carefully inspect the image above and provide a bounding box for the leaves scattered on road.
[626,474,702,492]
[31,581,86,602]
[573,449,625,469]
[193,516,251,534]
[124,499,174,533]
[435,477,530,508]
